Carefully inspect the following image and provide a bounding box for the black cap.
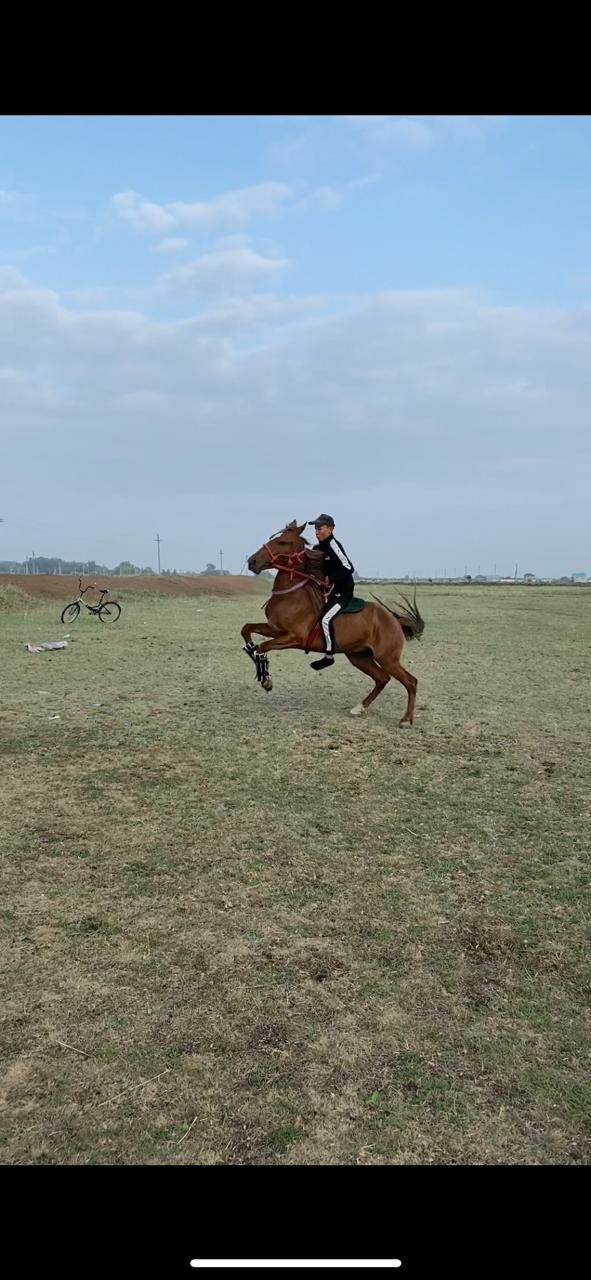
[309,514,335,527]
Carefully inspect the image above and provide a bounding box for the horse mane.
[302,547,324,575]
[270,519,311,547]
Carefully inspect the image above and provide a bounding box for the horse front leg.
[241,623,295,692]
[241,622,280,647]
[243,631,300,693]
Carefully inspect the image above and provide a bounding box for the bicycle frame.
[61,579,122,626]
[76,578,110,610]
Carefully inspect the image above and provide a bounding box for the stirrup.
[310,655,335,671]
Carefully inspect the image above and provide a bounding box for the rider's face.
[315,524,333,541]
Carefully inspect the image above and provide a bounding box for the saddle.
[340,596,366,614]
[304,595,366,653]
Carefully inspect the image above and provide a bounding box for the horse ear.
[296,521,307,536]
[286,519,297,529]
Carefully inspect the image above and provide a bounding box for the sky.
[1,114,590,577]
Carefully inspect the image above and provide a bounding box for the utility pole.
[155,533,161,575]
[219,548,223,574]
[32,551,36,575]
[514,562,518,581]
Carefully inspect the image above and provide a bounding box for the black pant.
[319,585,354,653]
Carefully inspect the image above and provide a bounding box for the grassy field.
[0,582,589,1164]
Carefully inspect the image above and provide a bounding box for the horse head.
[247,520,309,575]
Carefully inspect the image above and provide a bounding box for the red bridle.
[262,541,323,587]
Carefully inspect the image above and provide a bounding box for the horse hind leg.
[346,651,390,717]
[385,657,417,726]
[371,642,418,725]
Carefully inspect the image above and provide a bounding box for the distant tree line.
[0,557,234,577]
[0,557,155,576]
[200,563,230,576]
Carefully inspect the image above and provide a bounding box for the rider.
[308,514,355,671]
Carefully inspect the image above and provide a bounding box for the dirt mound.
[0,574,266,602]
[0,584,38,612]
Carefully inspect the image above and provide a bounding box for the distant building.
[523,572,536,583]
[572,572,587,582]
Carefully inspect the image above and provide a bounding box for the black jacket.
[314,534,355,592]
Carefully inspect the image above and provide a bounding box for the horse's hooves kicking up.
[349,703,366,718]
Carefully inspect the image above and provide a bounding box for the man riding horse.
[309,514,355,672]
[242,519,425,725]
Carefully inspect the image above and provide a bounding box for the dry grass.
[0,573,265,602]
[0,586,590,1164]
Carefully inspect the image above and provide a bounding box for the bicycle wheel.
[61,602,80,624]
[98,601,121,623]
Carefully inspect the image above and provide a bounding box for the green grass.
[0,586,590,1164]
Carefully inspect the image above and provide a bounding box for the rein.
[260,543,331,611]
[262,543,314,583]
[272,578,310,596]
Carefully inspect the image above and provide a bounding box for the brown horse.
[242,520,425,725]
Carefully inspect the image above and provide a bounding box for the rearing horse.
[242,520,425,725]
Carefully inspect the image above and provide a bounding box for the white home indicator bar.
[190,1263,402,1270]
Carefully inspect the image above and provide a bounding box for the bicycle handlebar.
[78,577,102,597]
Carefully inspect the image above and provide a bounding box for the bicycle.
[60,578,122,625]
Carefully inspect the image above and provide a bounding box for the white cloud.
[313,186,344,210]
[159,247,292,299]
[111,192,175,232]
[339,116,434,148]
[346,175,380,193]
[111,182,292,234]
[263,134,309,170]
[1,272,589,573]
[339,115,509,149]
[211,234,254,251]
[155,237,190,254]
[0,266,29,289]
[310,177,379,210]
[429,115,510,139]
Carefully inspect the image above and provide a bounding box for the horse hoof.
[350,703,365,718]
[399,719,412,728]
[262,677,273,692]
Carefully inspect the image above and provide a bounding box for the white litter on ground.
[25,639,69,653]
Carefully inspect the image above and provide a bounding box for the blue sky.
[1,115,590,575]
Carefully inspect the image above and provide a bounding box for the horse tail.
[370,588,425,641]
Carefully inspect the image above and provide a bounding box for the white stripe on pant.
[322,601,342,652]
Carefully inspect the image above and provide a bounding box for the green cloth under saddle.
[341,596,366,614]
